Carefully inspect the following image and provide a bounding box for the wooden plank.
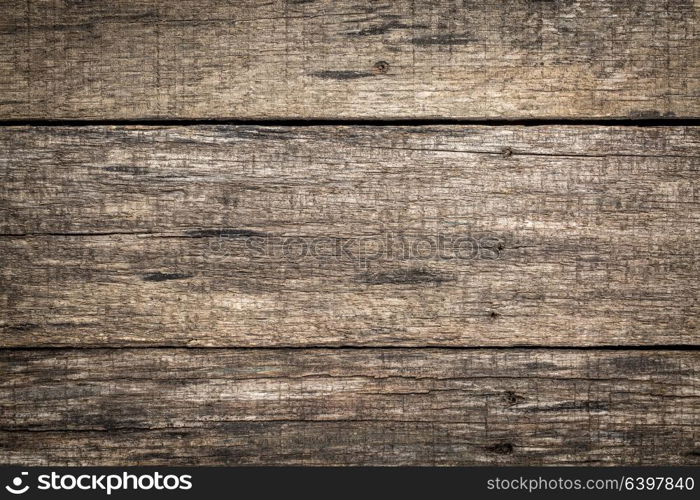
[1,348,698,465]
[2,125,698,347]
[3,125,699,236]
[0,0,697,120]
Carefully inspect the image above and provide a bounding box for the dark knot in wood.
[373,61,390,74]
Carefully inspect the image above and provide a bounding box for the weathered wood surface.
[1,0,697,120]
[1,348,698,465]
[3,125,699,235]
[1,125,698,347]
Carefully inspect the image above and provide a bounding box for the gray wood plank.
[2,125,698,347]
[0,0,697,120]
[1,348,698,465]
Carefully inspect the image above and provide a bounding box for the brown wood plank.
[1,348,698,465]
[0,0,697,120]
[3,125,699,236]
[2,125,698,347]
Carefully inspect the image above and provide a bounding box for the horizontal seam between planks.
[0,345,698,351]
[4,421,699,433]
[0,118,699,128]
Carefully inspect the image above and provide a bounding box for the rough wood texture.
[1,125,698,347]
[3,125,699,235]
[1,0,697,120]
[1,348,698,465]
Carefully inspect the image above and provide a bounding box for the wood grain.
[1,348,698,465]
[3,125,699,236]
[1,0,697,120]
[1,125,698,347]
